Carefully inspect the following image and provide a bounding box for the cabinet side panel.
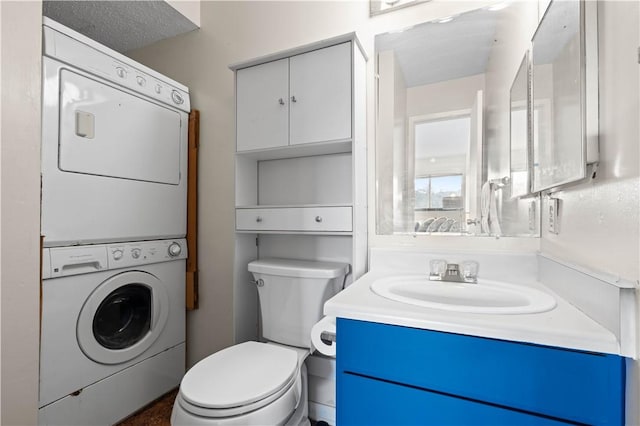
[235,156,258,206]
[352,44,368,280]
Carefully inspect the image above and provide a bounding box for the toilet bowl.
[171,258,349,426]
[171,342,309,426]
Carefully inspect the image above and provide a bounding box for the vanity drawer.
[337,318,624,425]
[339,373,569,426]
[236,206,352,232]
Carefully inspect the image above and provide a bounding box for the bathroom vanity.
[325,248,634,426]
[338,319,623,425]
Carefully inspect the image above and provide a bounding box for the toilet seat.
[178,341,300,418]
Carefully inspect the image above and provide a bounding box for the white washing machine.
[41,18,191,247]
[39,239,187,426]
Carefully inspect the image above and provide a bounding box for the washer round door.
[77,271,170,364]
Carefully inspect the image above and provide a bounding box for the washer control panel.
[108,239,187,269]
[42,239,188,279]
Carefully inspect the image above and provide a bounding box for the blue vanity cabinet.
[337,318,625,426]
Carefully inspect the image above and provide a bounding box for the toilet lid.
[180,341,299,409]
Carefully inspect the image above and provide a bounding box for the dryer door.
[77,271,170,364]
[59,69,182,185]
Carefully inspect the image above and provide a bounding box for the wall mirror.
[510,52,531,198]
[531,0,599,193]
[375,6,508,236]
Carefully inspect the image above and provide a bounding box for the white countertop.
[324,270,621,355]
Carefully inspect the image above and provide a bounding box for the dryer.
[39,239,186,425]
[41,18,191,247]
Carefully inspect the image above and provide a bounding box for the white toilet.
[171,258,349,426]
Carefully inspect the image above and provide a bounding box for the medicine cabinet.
[531,0,599,193]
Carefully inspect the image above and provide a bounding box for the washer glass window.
[93,284,151,350]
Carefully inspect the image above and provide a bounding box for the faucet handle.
[461,260,479,283]
[429,259,447,279]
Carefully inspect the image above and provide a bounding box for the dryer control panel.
[43,239,187,279]
[43,19,190,113]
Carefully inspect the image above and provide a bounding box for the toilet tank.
[248,258,349,348]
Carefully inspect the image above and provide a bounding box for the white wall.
[129,0,499,365]
[0,1,42,424]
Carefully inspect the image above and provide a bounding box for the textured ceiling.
[376,7,500,87]
[43,1,198,53]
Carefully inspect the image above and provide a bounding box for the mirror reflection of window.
[413,115,468,213]
[415,175,463,210]
[412,115,468,233]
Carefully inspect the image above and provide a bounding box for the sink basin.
[370,275,556,314]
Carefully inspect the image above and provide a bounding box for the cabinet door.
[289,43,352,146]
[236,59,289,151]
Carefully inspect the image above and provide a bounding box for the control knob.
[168,242,182,257]
[113,249,124,260]
[131,248,141,259]
[171,90,184,105]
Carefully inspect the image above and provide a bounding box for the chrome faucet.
[429,259,479,284]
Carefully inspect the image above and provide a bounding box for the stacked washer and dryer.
[39,18,191,425]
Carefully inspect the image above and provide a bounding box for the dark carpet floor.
[117,389,178,426]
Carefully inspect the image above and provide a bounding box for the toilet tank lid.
[248,258,350,279]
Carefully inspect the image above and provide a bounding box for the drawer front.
[337,319,625,425]
[338,372,570,426]
[236,207,352,232]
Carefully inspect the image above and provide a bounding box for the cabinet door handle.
[315,216,323,223]
[291,95,297,103]
[256,216,263,223]
[278,98,285,106]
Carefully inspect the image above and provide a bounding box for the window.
[415,174,463,210]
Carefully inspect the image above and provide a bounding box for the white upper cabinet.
[236,59,289,151]
[235,42,352,152]
[289,42,352,146]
